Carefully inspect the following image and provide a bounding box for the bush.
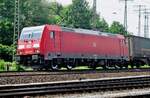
[0,44,14,61]
[12,61,25,71]
[0,60,5,71]
[0,60,25,71]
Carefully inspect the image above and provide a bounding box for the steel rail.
[0,75,150,97]
[0,68,150,77]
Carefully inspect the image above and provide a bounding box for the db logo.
[93,42,96,47]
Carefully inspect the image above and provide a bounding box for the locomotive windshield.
[20,25,45,40]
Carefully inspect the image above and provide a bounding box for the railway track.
[1,68,150,85]
[0,68,150,77]
[0,75,150,97]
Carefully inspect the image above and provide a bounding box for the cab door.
[120,39,124,57]
[50,31,61,55]
[54,31,61,55]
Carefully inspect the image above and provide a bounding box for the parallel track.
[0,68,150,77]
[0,75,150,97]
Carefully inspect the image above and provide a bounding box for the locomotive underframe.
[17,53,128,70]
[17,54,46,69]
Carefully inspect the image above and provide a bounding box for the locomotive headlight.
[35,49,40,53]
[17,51,22,55]
[33,44,39,48]
[18,45,24,49]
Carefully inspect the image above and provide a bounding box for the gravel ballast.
[1,71,150,85]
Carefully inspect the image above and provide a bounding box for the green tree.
[49,2,64,25]
[66,0,92,29]
[58,5,70,26]
[109,21,127,35]
[93,18,109,32]
[0,0,14,45]
[0,0,15,22]
[0,19,13,45]
[20,0,52,27]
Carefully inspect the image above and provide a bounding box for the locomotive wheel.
[66,64,73,70]
[50,62,59,71]
[33,68,39,71]
[51,64,59,70]
[123,62,129,69]
[115,65,122,69]
[43,66,51,71]
[102,65,107,70]
[121,65,128,69]
[88,62,97,70]
[90,65,97,70]
[131,61,136,69]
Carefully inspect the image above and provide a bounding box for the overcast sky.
[51,0,150,37]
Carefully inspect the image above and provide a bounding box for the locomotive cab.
[17,25,45,66]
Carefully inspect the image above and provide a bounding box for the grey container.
[127,35,150,58]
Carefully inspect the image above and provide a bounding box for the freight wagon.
[17,25,129,70]
[127,35,150,68]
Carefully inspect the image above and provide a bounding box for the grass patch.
[0,60,25,72]
[140,65,150,68]
[128,65,150,69]
[0,60,5,71]
[75,66,90,70]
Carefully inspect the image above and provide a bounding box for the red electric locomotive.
[17,24,129,70]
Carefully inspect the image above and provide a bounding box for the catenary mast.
[13,0,20,60]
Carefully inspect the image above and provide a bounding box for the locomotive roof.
[21,25,124,39]
[22,25,45,31]
[61,27,124,39]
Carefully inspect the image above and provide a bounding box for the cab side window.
[122,39,128,46]
[50,31,55,39]
[120,39,125,46]
[122,40,125,45]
